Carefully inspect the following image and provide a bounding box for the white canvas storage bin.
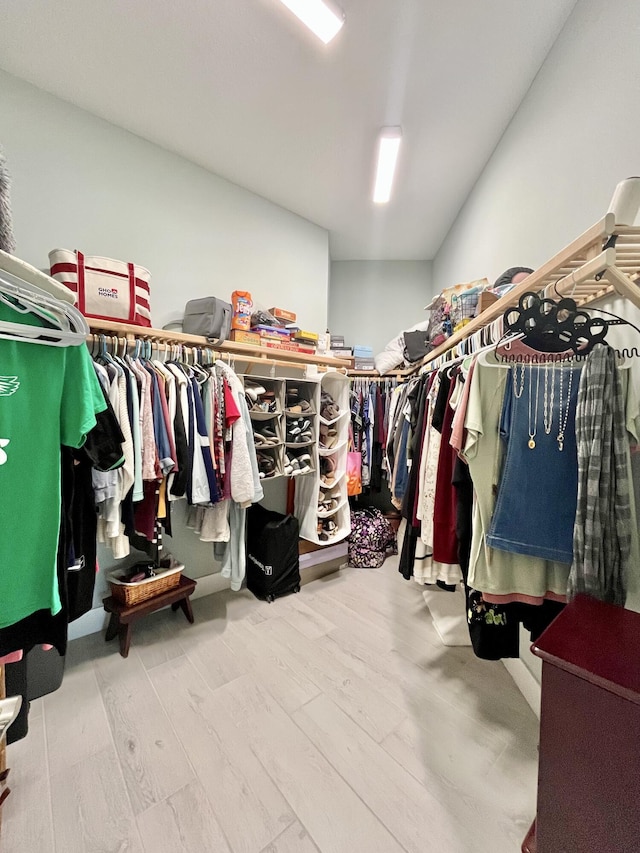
[49,249,151,326]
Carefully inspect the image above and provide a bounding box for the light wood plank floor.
[2,556,540,853]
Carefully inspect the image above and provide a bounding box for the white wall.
[0,70,329,332]
[432,0,640,685]
[433,0,640,292]
[329,260,433,354]
[0,69,330,637]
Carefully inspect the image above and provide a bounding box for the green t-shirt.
[0,329,106,629]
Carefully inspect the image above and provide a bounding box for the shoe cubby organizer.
[243,376,319,481]
[243,377,285,479]
[294,371,351,545]
[283,378,318,478]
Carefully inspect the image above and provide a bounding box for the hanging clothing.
[0,325,106,630]
[464,358,571,601]
[485,363,581,564]
[398,376,430,580]
[568,344,633,606]
[432,369,461,566]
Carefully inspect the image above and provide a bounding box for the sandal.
[245,383,266,403]
[320,392,340,421]
[320,455,337,486]
[257,452,277,479]
[318,516,338,541]
[285,452,312,476]
[318,494,339,513]
[287,417,313,444]
[319,424,339,449]
[296,453,312,474]
[254,432,280,448]
[252,400,278,413]
[286,397,313,414]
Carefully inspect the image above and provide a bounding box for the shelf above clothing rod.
[411,213,640,372]
[87,318,352,371]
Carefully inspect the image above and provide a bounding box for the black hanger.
[495,289,640,362]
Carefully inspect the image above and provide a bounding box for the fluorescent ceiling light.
[373,128,402,204]
[278,0,345,44]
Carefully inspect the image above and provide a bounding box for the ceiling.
[0,0,576,260]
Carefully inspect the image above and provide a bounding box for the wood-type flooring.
[2,556,539,852]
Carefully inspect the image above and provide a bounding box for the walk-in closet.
[1,2,640,851]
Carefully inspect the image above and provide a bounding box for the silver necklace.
[512,364,525,399]
[543,361,555,435]
[527,365,540,450]
[557,363,574,452]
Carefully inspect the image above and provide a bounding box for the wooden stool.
[103,575,197,658]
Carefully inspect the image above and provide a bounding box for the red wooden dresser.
[523,594,640,853]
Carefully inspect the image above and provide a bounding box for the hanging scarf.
[568,344,631,606]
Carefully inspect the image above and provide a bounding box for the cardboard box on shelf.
[259,333,288,344]
[293,330,319,343]
[254,324,291,338]
[230,330,261,345]
[477,290,499,314]
[269,307,297,323]
[331,346,353,358]
[264,341,317,355]
[353,345,374,359]
[330,335,345,348]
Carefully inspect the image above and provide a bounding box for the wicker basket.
[108,560,183,606]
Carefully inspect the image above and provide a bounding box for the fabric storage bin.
[252,416,284,451]
[319,445,347,490]
[255,445,284,480]
[284,446,314,477]
[285,379,317,415]
[49,249,151,326]
[319,373,350,426]
[285,412,316,448]
[244,377,284,416]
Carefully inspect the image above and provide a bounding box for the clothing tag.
[68,556,85,573]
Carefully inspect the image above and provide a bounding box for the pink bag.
[347,424,362,497]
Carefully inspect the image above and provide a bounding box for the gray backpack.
[183,297,232,342]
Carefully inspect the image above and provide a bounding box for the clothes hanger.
[480,290,637,368]
[0,271,88,347]
[0,266,86,331]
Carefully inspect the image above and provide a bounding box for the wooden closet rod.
[87,319,351,370]
[86,333,338,375]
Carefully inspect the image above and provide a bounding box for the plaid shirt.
[569,344,631,606]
